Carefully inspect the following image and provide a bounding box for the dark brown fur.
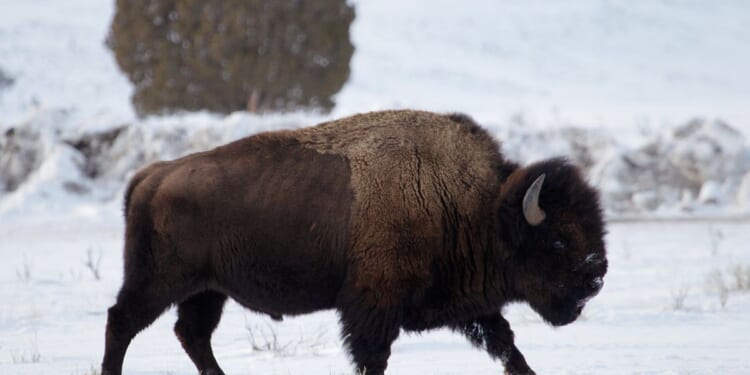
[102,110,607,375]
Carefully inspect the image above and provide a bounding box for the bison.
[102,110,607,375]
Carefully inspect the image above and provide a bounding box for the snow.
[2,0,750,217]
[0,0,134,127]
[1,1,749,131]
[339,0,750,131]
[2,0,750,373]
[2,214,750,374]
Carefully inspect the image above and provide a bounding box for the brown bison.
[102,110,607,375]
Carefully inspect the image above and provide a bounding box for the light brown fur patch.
[296,110,504,306]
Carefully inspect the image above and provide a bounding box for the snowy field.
[2,0,750,129]
[2,0,750,218]
[2,212,749,374]
[2,0,750,374]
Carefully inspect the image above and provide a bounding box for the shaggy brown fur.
[101,110,607,375]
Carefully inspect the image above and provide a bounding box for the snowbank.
[2,109,749,218]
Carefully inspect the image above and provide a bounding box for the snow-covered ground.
[2,0,750,374]
[2,213,749,374]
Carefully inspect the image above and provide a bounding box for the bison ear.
[523,174,546,226]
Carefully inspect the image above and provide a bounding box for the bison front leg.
[339,305,401,375]
[454,314,535,375]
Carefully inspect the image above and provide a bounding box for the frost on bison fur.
[101,110,608,375]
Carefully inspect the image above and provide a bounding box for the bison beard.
[101,110,607,375]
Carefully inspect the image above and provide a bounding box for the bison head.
[498,158,607,326]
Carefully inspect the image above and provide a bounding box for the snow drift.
[2,109,749,218]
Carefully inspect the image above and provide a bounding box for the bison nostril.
[587,277,603,293]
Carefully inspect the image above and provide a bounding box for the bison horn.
[523,174,546,226]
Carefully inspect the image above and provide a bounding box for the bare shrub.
[729,264,750,291]
[706,270,729,309]
[246,320,285,353]
[16,256,32,282]
[10,349,41,364]
[708,225,724,256]
[84,248,102,280]
[669,286,690,311]
[245,317,329,356]
[10,332,40,364]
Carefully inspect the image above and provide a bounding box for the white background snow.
[1,0,750,374]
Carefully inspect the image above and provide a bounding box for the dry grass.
[669,286,690,311]
[704,264,750,309]
[245,318,329,357]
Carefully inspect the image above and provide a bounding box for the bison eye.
[552,240,566,250]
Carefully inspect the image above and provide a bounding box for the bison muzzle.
[101,110,607,375]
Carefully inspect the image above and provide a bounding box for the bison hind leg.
[102,242,201,373]
[174,290,228,375]
[102,280,185,375]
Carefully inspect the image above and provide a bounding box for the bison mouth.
[539,295,586,326]
[539,277,604,326]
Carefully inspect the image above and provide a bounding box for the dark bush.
[107,0,355,116]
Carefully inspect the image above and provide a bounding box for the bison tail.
[121,164,163,280]
[124,173,146,218]
[123,163,164,218]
